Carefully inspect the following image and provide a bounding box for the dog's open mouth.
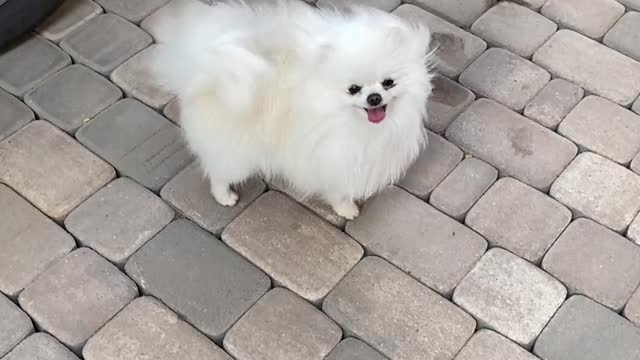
[365,105,387,124]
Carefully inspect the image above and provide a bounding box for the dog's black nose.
[367,93,382,106]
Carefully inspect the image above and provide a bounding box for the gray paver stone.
[76,99,192,192]
[511,0,547,10]
[224,288,342,360]
[625,287,640,327]
[471,2,557,58]
[459,48,550,111]
[634,96,640,115]
[18,248,138,353]
[324,256,476,360]
[222,192,363,304]
[446,99,578,191]
[0,184,75,298]
[317,0,400,11]
[633,151,640,175]
[0,294,33,357]
[628,213,640,245]
[453,248,567,348]
[604,12,640,62]
[523,78,584,129]
[0,88,34,141]
[619,0,640,10]
[541,0,624,39]
[325,338,388,360]
[534,295,640,360]
[0,120,115,221]
[37,0,102,42]
[3,333,79,360]
[542,218,640,311]
[394,5,487,78]
[454,330,540,360]
[404,0,496,27]
[533,30,640,106]
[65,177,175,266]
[83,296,232,360]
[95,0,171,23]
[0,35,70,96]
[430,157,498,221]
[163,97,179,123]
[346,186,487,296]
[550,152,640,233]
[60,14,152,76]
[125,219,270,341]
[425,75,475,134]
[24,65,122,133]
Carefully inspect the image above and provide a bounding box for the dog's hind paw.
[211,186,239,207]
[332,200,360,220]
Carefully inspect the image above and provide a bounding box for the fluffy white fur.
[153,0,433,219]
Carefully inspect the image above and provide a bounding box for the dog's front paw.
[211,186,239,207]
[333,201,360,220]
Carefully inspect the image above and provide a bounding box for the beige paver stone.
[541,0,624,39]
[524,78,584,129]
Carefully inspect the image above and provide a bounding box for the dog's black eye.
[382,78,395,89]
[348,85,362,95]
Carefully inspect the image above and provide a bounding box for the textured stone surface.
[0,121,115,221]
[24,65,122,133]
[633,96,640,115]
[346,186,487,296]
[394,5,487,78]
[404,0,496,27]
[317,0,400,11]
[60,14,152,75]
[224,288,341,360]
[533,30,640,106]
[604,12,640,63]
[625,287,640,327]
[619,0,640,10]
[628,214,640,245]
[18,249,138,353]
[222,192,362,304]
[524,78,584,129]
[0,35,70,96]
[324,257,476,360]
[633,152,640,174]
[95,0,171,23]
[559,96,640,165]
[125,220,270,341]
[511,0,547,10]
[325,338,388,360]
[454,330,539,360]
[0,88,34,141]
[76,99,192,191]
[3,333,79,360]
[542,218,640,311]
[163,97,179,123]
[0,184,75,298]
[541,0,624,39]
[430,158,498,221]
[446,99,577,191]
[399,131,463,199]
[426,75,475,133]
[65,178,174,266]
[459,48,550,111]
[534,295,640,360]
[37,0,102,42]
[550,152,640,233]
[453,248,566,348]
[471,2,557,58]
[83,296,232,360]
[0,294,33,357]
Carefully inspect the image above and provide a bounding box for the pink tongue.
[367,107,386,123]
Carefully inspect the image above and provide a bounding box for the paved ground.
[2,0,640,359]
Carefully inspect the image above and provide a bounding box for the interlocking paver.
[95,0,171,23]
[60,14,152,76]
[24,65,122,133]
[224,288,341,360]
[534,295,640,360]
[511,0,547,10]
[619,0,640,10]
[558,96,640,165]
[471,2,556,58]
[324,257,476,360]
[125,219,270,341]
[0,185,75,298]
[18,248,137,353]
[625,287,640,327]
[399,131,463,199]
[317,0,400,11]
[394,5,487,78]
[404,0,496,27]
[76,99,192,192]
[459,48,550,111]
[36,0,102,42]
[633,152,640,174]
[628,214,640,244]
[65,177,174,266]
[3,333,79,360]
[446,99,577,191]
[454,330,539,360]
[604,12,640,62]
[550,152,640,233]
[83,296,232,360]
[222,192,362,304]
[542,218,640,311]
[325,338,388,360]
[0,88,34,141]
[161,163,265,235]
[541,0,624,39]
[466,178,571,263]
[453,248,566,348]
[346,186,487,296]
[0,121,115,221]
[426,75,475,134]
[0,35,70,96]
[110,45,173,109]
[533,30,640,106]
[634,96,640,115]
[430,158,497,221]
[0,294,33,357]
[523,78,584,129]
[163,97,179,123]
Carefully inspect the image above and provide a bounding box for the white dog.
[153,0,433,219]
